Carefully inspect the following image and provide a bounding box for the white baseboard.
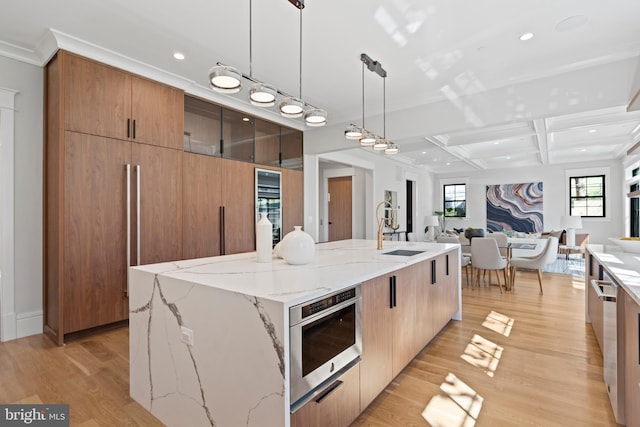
[1,312,16,341]
[16,310,43,339]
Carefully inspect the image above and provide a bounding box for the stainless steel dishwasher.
[591,275,625,424]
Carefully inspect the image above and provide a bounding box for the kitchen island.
[129,239,461,427]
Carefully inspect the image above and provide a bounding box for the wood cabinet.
[624,290,640,427]
[62,132,130,334]
[359,274,393,410]
[182,153,223,259]
[360,251,459,412]
[282,169,304,236]
[62,51,183,149]
[392,264,419,375]
[132,143,183,264]
[44,50,184,344]
[291,363,360,427]
[220,159,256,255]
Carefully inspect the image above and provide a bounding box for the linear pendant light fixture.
[208,0,326,127]
[344,53,399,155]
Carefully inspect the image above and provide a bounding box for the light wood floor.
[0,271,616,427]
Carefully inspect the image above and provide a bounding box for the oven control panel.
[290,284,361,326]
[302,288,357,318]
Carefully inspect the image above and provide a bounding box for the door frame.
[0,88,18,341]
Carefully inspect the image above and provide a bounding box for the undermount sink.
[382,249,426,256]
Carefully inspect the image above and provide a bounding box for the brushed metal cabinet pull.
[125,164,131,296]
[136,164,141,265]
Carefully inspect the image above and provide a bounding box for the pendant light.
[208,0,326,126]
[344,53,399,155]
[279,5,327,126]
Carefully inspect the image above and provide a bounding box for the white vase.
[280,226,315,265]
[256,212,272,263]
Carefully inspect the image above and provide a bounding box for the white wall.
[434,160,624,245]
[0,56,43,338]
[304,147,435,243]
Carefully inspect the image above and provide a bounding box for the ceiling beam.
[533,119,549,165]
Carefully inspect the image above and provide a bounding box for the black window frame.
[569,174,605,218]
[443,183,466,218]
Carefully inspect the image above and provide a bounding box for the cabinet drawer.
[291,363,360,427]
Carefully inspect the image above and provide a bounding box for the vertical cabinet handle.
[389,276,397,308]
[136,165,141,265]
[125,164,131,296]
[431,259,437,285]
[132,119,137,139]
[589,254,593,277]
[127,119,131,139]
[220,206,226,255]
[446,254,450,276]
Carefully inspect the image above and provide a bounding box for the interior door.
[328,176,352,241]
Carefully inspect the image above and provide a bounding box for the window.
[443,184,466,217]
[569,175,605,217]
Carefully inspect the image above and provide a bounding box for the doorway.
[328,176,352,241]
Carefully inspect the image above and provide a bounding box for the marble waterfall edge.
[129,268,287,427]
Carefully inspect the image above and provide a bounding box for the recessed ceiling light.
[446,162,451,166]
[519,32,534,41]
[493,142,500,145]
[173,52,185,61]
[242,117,250,122]
[505,156,511,160]
[588,129,597,133]
[421,151,427,155]
[581,148,587,152]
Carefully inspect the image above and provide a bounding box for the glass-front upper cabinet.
[254,119,280,167]
[281,127,303,170]
[222,108,254,163]
[183,94,303,169]
[184,96,221,156]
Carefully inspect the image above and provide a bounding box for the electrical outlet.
[180,326,194,346]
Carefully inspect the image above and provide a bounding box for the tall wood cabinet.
[624,290,640,426]
[44,50,184,344]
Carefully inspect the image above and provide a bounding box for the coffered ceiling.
[1,0,639,173]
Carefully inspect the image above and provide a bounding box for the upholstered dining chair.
[487,232,508,257]
[509,236,559,295]
[436,236,471,285]
[470,237,507,293]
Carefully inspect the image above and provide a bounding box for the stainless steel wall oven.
[289,284,362,409]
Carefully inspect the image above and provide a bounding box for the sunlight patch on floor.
[571,274,585,290]
[422,373,483,427]
[460,334,503,377]
[482,310,514,337]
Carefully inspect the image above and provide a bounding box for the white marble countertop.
[586,244,640,305]
[131,239,458,306]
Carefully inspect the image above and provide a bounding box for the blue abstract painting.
[486,182,543,232]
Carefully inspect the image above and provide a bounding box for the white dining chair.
[471,238,507,292]
[509,236,559,295]
[436,235,471,285]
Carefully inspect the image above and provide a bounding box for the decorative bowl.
[608,237,640,254]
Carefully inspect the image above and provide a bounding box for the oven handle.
[291,297,361,328]
[590,279,616,302]
[314,379,343,404]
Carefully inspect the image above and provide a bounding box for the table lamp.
[425,215,440,241]
[561,215,583,247]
